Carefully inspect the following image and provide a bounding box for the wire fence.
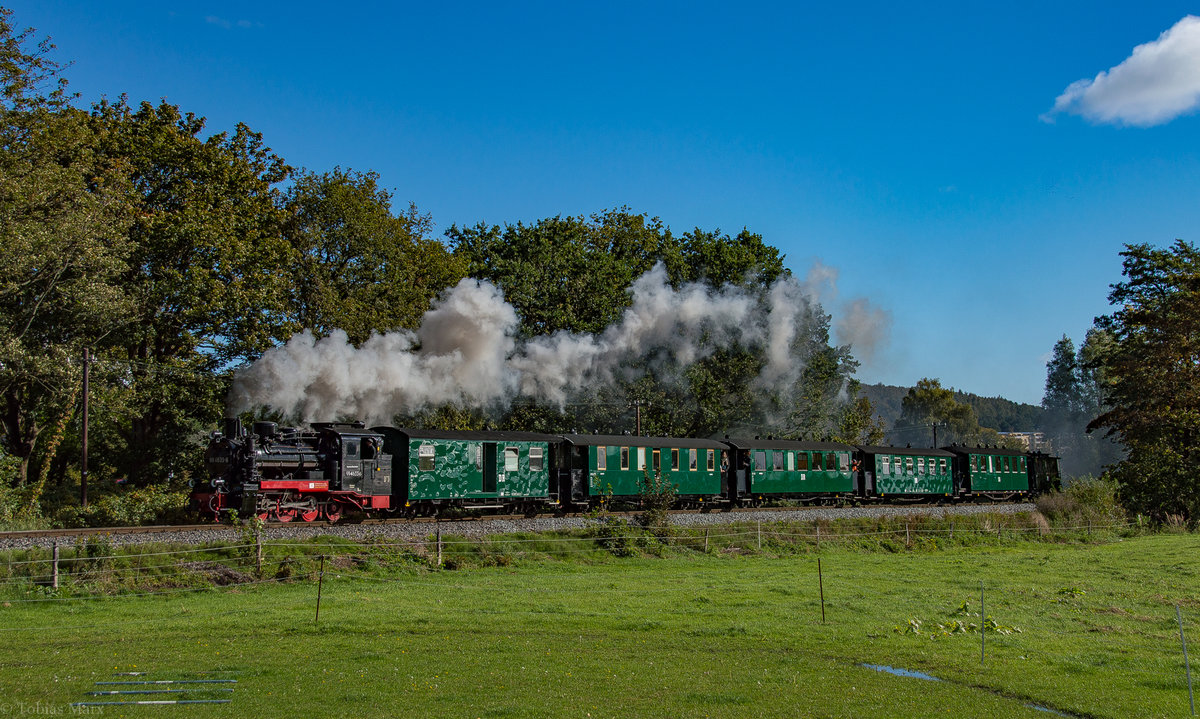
[0,515,1146,606]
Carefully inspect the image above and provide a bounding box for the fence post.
[818,558,826,624]
[704,528,709,554]
[997,522,1002,540]
[52,541,59,589]
[905,523,910,548]
[950,521,954,541]
[980,580,986,665]
[1179,605,1196,716]
[436,525,443,567]
[255,532,263,578]
[314,555,325,625]
[815,524,821,550]
[757,521,762,551]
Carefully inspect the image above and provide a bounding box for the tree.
[1043,336,1082,416]
[0,10,131,491]
[90,98,295,484]
[1040,331,1123,478]
[893,378,1012,448]
[831,380,887,445]
[1089,241,1200,523]
[675,227,786,289]
[284,167,466,343]
[448,208,677,336]
[447,209,861,439]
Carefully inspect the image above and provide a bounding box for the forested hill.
[861,383,1043,432]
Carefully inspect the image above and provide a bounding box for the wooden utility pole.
[81,348,90,508]
[629,400,649,436]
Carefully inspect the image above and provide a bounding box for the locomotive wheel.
[275,507,295,522]
[297,497,319,522]
[322,503,342,523]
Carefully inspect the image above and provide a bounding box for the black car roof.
[856,445,956,458]
[559,434,726,449]
[373,427,555,443]
[722,438,856,451]
[942,444,1028,457]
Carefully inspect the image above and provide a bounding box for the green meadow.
[0,529,1196,718]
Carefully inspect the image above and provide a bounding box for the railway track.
[0,507,737,540]
[0,501,1030,541]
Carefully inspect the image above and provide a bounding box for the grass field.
[0,531,1196,718]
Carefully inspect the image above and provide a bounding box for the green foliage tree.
[449,208,859,439]
[0,10,131,494]
[893,378,1012,448]
[674,227,786,288]
[1089,241,1200,523]
[831,380,887,445]
[448,208,677,335]
[89,98,295,484]
[1040,331,1123,478]
[284,167,466,343]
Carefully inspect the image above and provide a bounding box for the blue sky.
[12,1,1200,405]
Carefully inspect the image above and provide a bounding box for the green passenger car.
[858,446,955,496]
[944,445,1031,496]
[556,434,727,505]
[724,439,857,501]
[372,428,554,511]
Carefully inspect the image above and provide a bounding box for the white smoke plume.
[228,262,885,423]
[834,297,892,368]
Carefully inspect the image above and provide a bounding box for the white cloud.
[1045,15,1200,127]
[205,15,260,30]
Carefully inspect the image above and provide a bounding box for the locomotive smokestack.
[224,417,243,439]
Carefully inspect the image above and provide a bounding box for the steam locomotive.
[194,418,1060,522]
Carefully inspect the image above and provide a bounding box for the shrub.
[639,471,676,538]
[55,484,191,528]
[1035,476,1126,528]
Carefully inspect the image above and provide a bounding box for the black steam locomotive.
[197,418,392,522]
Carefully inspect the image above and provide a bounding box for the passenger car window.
[504,447,519,472]
[418,444,435,471]
[529,447,544,471]
[597,447,607,471]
